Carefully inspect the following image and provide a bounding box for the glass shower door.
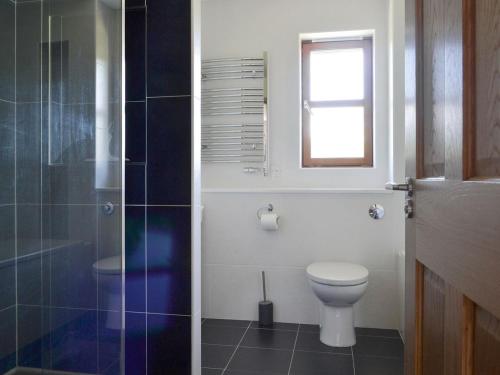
[13,0,124,374]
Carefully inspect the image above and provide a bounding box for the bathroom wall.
[201,0,406,329]
[124,0,201,373]
[0,0,17,372]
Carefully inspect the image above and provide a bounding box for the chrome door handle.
[385,177,414,196]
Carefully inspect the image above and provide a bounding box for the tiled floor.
[201,319,404,375]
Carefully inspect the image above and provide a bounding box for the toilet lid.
[92,256,122,275]
[306,262,369,286]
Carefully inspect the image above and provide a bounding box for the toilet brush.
[258,271,274,327]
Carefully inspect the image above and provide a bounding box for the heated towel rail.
[201,54,269,175]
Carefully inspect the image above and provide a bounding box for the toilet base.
[319,305,355,347]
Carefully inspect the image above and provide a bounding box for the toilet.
[92,256,122,330]
[306,262,369,347]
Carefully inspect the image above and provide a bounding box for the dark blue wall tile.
[125,164,146,205]
[147,314,191,375]
[0,205,15,262]
[125,7,146,101]
[16,0,42,102]
[147,97,192,205]
[146,206,191,315]
[49,308,98,373]
[126,101,146,162]
[0,101,15,205]
[126,0,145,8]
[0,261,15,310]
[98,310,122,373]
[147,0,191,97]
[0,306,16,374]
[18,305,43,368]
[50,242,97,309]
[125,313,147,375]
[0,0,15,101]
[126,206,146,312]
[17,255,42,306]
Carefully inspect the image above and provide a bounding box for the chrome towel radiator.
[201,54,269,175]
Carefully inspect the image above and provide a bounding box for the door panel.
[405,0,500,374]
[475,0,500,177]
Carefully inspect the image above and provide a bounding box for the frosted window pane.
[310,107,365,158]
[310,48,364,101]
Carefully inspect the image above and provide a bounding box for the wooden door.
[405,0,500,374]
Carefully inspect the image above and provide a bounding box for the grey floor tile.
[295,331,351,355]
[355,355,404,375]
[298,324,320,333]
[204,319,251,328]
[201,344,235,369]
[353,336,404,358]
[250,321,299,331]
[355,327,401,338]
[227,347,293,374]
[290,351,354,375]
[202,368,223,375]
[241,328,297,350]
[202,324,248,345]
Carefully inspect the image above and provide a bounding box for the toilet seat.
[92,256,122,275]
[307,262,368,286]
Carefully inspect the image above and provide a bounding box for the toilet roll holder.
[257,204,274,219]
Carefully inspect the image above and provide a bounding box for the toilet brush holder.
[258,271,274,327]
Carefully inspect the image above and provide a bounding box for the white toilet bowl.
[306,262,369,347]
[93,256,122,330]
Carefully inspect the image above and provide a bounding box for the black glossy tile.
[50,240,97,309]
[0,101,15,205]
[17,255,42,306]
[16,0,42,102]
[125,164,145,205]
[125,7,146,101]
[354,355,404,375]
[146,97,191,205]
[227,347,292,374]
[250,321,299,331]
[17,205,41,257]
[98,310,122,372]
[49,308,98,373]
[290,351,354,375]
[353,336,404,359]
[16,103,41,204]
[147,314,191,374]
[204,319,251,328]
[202,325,247,346]
[146,206,191,315]
[126,101,146,162]
[298,324,320,333]
[202,368,223,375]
[18,305,43,368]
[0,306,16,374]
[295,331,351,355]
[0,205,15,262]
[125,206,146,312]
[125,313,147,375]
[241,328,297,350]
[61,103,96,164]
[126,0,145,8]
[355,327,401,338]
[0,261,15,310]
[0,0,15,101]
[201,344,234,369]
[147,0,191,97]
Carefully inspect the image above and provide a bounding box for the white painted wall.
[201,0,406,329]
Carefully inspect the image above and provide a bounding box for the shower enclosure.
[0,0,124,373]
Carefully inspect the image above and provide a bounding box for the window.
[301,37,373,167]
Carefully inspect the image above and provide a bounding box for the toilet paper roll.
[260,213,279,231]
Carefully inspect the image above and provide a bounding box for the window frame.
[301,37,374,168]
